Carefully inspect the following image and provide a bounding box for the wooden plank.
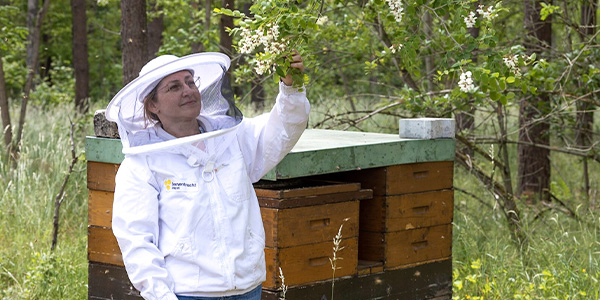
[385,224,452,268]
[261,208,279,249]
[87,161,119,192]
[360,190,454,232]
[89,190,114,228]
[264,238,358,289]
[319,161,454,196]
[386,190,453,232]
[258,189,372,209]
[261,200,359,248]
[261,258,452,300]
[88,262,141,300]
[86,130,456,180]
[359,224,452,268]
[385,161,454,195]
[254,180,360,199]
[88,226,123,266]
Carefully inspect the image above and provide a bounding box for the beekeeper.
[105,52,309,300]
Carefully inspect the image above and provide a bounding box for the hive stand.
[87,124,455,300]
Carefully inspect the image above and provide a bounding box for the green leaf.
[499,95,507,105]
[506,76,515,83]
[490,91,500,101]
[275,66,286,78]
[529,53,536,61]
[499,79,506,90]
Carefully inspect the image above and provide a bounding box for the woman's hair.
[142,87,160,127]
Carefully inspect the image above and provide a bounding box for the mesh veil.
[105,53,243,155]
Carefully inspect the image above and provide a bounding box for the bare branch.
[51,121,80,251]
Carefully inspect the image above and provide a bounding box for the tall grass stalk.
[278,267,287,300]
[329,222,345,300]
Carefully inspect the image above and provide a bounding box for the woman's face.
[148,70,202,126]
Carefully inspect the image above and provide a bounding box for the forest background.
[1,0,600,299]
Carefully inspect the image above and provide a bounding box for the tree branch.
[51,121,79,251]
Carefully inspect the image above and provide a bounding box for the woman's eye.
[168,84,182,92]
[186,81,196,88]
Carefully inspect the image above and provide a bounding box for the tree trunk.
[518,0,552,202]
[0,54,12,150]
[121,0,148,86]
[192,0,210,53]
[219,0,234,56]
[27,0,38,73]
[71,0,90,114]
[14,0,50,156]
[147,1,164,59]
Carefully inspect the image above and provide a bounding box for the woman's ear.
[147,100,160,115]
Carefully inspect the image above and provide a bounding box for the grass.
[0,104,91,299]
[0,101,599,299]
[452,162,600,299]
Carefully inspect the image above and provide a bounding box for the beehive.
[322,161,454,269]
[86,128,456,300]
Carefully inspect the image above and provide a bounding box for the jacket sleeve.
[112,156,179,300]
[238,82,310,182]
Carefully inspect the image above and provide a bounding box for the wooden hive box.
[321,161,454,269]
[254,179,372,290]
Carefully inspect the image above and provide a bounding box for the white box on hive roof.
[398,118,455,139]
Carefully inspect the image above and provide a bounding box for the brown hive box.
[319,161,454,269]
[254,179,372,289]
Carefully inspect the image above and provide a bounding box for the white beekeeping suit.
[105,53,310,300]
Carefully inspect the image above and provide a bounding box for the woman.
[105,52,309,300]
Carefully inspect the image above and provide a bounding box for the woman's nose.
[182,83,196,95]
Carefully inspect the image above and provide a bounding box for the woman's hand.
[281,50,304,86]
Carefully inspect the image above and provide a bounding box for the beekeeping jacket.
[106,53,310,300]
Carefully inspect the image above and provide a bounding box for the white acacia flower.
[390,44,403,53]
[316,16,329,26]
[477,5,497,21]
[385,0,404,23]
[503,54,518,69]
[254,59,271,75]
[239,28,260,54]
[458,71,476,93]
[464,11,477,28]
[503,54,521,76]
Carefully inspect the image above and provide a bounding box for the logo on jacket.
[164,178,198,191]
